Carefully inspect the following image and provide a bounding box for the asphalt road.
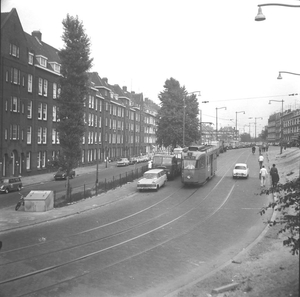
[0,148,273,297]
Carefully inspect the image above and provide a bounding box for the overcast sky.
[2,0,300,135]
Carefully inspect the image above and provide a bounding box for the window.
[27,101,32,119]
[37,152,41,169]
[53,83,57,99]
[12,125,19,140]
[42,151,46,168]
[26,152,31,170]
[53,105,57,121]
[10,43,20,58]
[12,68,20,84]
[52,129,56,144]
[38,78,43,95]
[43,104,47,120]
[11,97,18,112]
[28,74,33,92]
[37,127,42,144]
[43,80,48,97]
[27,126,32,144]
[28,52,34,65]
[38,103,42,120]
[42,127,47,143]
[36,55,47,67]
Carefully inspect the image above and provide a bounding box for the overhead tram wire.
[206,93,298,103]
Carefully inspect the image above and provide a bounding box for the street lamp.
[235,111,245,141]
[216,107,227,141]
[255,3,300,21]
[277,71,300,80]
[269,100,284,154]
[249,117,263,144]
[183,91,201,147]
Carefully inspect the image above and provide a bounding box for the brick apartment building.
[0,8,158,178]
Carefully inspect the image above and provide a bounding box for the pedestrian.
[259,165,268,187]
[258,154,264,168]
[270,164,279,188]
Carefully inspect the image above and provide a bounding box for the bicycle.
[15,193,25,211]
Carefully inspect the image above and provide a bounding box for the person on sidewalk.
[259,165,268,187]
[258,154,264,169]
[270,164,279,188]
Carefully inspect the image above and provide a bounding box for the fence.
[54,165,148,207]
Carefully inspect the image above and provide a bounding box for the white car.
[232,163,249,179]
[137,169,167,191]
[117,158,130,167]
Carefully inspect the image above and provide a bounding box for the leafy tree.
[259,178,300,255]
[259,127,268,142]
[57,14,93,199]
[240,133,251,142]
[156,78,199,148]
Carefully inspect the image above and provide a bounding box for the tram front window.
[183,160,196,169]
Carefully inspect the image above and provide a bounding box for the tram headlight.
[187,175,191,179]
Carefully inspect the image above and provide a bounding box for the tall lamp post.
[255,3,300,21]
[269,100,284,154]
[235,111,245,141]
[216,107,227,141]
[249,117,263,144]
[183,91,201,147]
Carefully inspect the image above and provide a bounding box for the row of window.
[10,42,61,73]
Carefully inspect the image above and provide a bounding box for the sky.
[2,0,300,136]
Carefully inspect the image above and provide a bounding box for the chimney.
[32,30,42,42]
[123,86,127,92]
[102,77,108,84]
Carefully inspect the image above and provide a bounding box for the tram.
[181,145,218,185]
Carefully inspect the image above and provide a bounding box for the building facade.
[1,8,158,178]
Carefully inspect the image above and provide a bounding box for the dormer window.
[36,55,48,68]
[49,62,61,73]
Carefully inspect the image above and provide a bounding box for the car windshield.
[118,159,126,161]
[235,165,246,170]
[143,173,158,179]
[0,179,9,184]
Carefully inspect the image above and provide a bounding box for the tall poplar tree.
[57,14,93,177]
[156,78,199,148]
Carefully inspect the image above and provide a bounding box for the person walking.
[258,154,264,169]
[259,165,268,187]
[270,164,279,188]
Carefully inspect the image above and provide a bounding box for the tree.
[57,14,93,200]
[156,78,199,148]
[259,178,300,255]
[240,133,251,143]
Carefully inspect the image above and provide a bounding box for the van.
[0,177,23,194]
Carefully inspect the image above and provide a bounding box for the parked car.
[117,158,130,167]
[232,163,249,179]
[129,157,137,165]
[137,169,167,191]
[54,168,75,180]
[0,177,22,193]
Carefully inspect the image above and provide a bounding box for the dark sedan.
[54,168,76,180]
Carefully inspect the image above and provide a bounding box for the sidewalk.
[0,161,137,233]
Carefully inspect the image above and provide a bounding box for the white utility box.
[24,190,54,212]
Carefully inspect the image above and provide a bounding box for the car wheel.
[155,185,159,191]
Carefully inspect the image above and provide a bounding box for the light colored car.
[137,169,167,191]
[232,163,249,179]
[117,158,130,167]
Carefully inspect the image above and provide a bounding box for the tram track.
[0,150,253,296]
